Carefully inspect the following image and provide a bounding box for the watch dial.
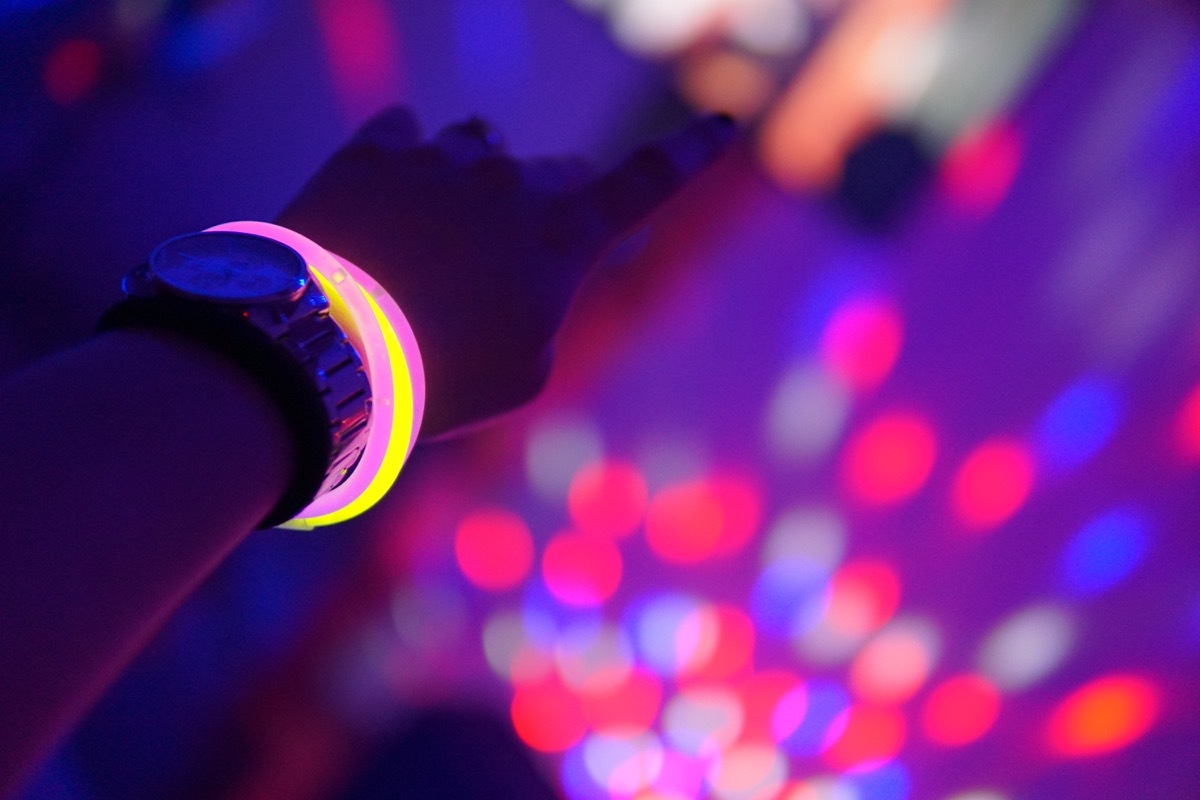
[150,232,308,304]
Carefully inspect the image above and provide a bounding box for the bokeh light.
[663,685,745,758]
[848,761,910,800]
[1059,508,1150,596]
[762,507,848,572]
[677,49,777,119]
[645,476,763,563]
[645,479,725,564]
[819,298,904,392]
[560,744,606,800]
[826,560,903,640]
[525,415,604,501]
[630,592,710,677]
[651,748,708,798]
[454,509,535,591]
[1034,378,1122,474]
[312,0,403,118]
[579,666,663,734]
[848,617,940,704]
[792,556,902,662]
[750,559,829,640]
[758,0,956,190]
[823,704,907,770]
[608,0,725,56]
[483,607,556,683]
[779,776,859,800]
[114,0,170,35]
[542,531,624,607]
[773,680,851,757]
[977,603,1076,691]
[921,674,1001,746]
[841,413,937,505]
[727,0,810,57]
[709,476,766,556]
[567,459,649,538]
[735,670,803,743]
[582,729,665,795]
[1178,382,1200,461]
[678,604,757,680]
[950,439,1036,530]
[43,38,103,105]
[555,619,633,690]
[1046,675,1161,757]
[765,363,853,462]
[511,671,590,753]
[706,743,788,800]
[939,120,1025,216]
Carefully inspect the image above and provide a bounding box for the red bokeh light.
[826,560,902,638]
[567,459,649,538]
[313,0,404,117]
[579,667,664,734]
[645,476,761,563]
[454,509,534,591]
[710,475,764,556]
[940,119,1025,216]
[542,531,623,607]
[43,38,103,105]
[736,671,804,743]
[841,413,937,505]
[1177,382,1200,462]
[848,625,935,704]
[922,674,1001,746]
[681,604,756,681]
[819,298,904,392]
[951,439,1036,530]
[1047,675,1160,757]
[510,672,589,753]
[822,705,906,769]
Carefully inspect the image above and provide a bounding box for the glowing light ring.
[205,221,424,528]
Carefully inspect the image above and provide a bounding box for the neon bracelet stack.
[207,221,425,529]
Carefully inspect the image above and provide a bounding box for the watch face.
[149,231,309,304]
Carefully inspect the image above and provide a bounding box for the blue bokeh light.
[777,680,851,756]
[624,591,705,677]
[1060,507,1150,596]
[1034,378,1122,473]
[559,742,607,800]
[849,761,912,800]
[750,558,831,638]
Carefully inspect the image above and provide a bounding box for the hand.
[276,107,735,438]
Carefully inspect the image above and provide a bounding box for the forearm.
[0,330,294,796]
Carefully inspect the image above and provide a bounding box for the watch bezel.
[145,231,310,306]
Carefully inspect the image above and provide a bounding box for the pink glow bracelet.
[206,221,425,528]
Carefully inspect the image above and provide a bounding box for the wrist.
[101,222,425,529]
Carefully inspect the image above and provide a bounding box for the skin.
[0,107,734,797]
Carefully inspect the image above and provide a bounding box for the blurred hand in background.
[277,106,736,437]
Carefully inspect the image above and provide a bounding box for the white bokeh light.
[977,603,1076,691]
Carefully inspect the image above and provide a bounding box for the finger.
[349,105,422,151]
[434,116,508,166]
[575,113,736,242]
[522,157,596,194]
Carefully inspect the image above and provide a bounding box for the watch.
[99,230,373,529]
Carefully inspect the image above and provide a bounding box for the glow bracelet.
[206,221,425,528]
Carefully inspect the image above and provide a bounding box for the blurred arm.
[0,330,293,797]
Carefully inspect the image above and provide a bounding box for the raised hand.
[277,107,735,437]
